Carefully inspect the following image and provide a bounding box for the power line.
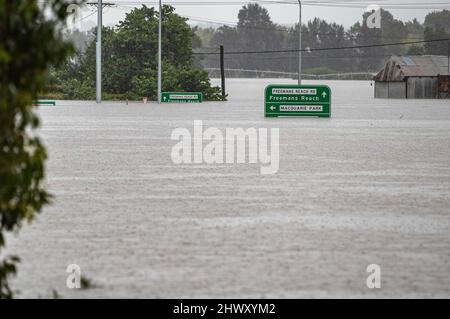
[39,0,450,9]
[194,38,450,55]
[106,0,450,7]
[77,9,98,22]
[113,4,427,41]
[205,67,375,76]
[86,2,116,7]
[221,54,394,60]
[186,16,425,41]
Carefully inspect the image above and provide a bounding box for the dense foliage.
[424,10,450,55]
[198,5,450,76]
[0,0,74,298]
[49,5,224,101]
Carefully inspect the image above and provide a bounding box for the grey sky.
[78,0,450,30]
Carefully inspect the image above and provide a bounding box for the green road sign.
[162,92,203,103]
[32,100,56,106]
[265,85,331,118]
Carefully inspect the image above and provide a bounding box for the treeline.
[195,4,450,76]
[46,4,450,99]
[46,5,223,101]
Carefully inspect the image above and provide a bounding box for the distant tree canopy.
[348,9,409,71]
[424,9,450,30]
[50,5,223,101]
[424,10,450,55]
[300,18,349,71]
[50,5,450,88]
[204,4,285,73]
[196,5,450,76]
[0,0,74,299]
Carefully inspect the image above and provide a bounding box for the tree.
[424,10,450,31]
[0,0,75,298]
[195,27,216,49]
[59,5,222,100]
[236,3,284,72]
[349,9,408,71]
[291,18,350,73]
[423,10,450,55]
[207,3,287,74]
[405,18,424,40]
[407,45,425,55]
[404,18,425,55]
[237,3,273,30]
[424,26,450,55]
[197,7,450,76]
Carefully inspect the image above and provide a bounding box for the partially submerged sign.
[162,92,203,103]
[32,100,56,106]
[265,85,331,118]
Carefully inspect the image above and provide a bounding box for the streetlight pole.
[298,0,302,86]
[88,1,114,103]
[158,0,162,103]
[96,0,102,103]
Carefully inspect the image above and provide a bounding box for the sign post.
[298,0,302,85]
[265,85,331,118]
[161,92,203,103]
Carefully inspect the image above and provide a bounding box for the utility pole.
[298,0,302,86]
[220,45,226,99]
[96,0,102,104]
[158,0,162,103]
[87,1,114,104]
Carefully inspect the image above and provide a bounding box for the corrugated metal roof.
[374,55,450,82]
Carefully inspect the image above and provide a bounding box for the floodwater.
[5,79,450,298]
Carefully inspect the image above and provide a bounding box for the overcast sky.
[77,0,450,31]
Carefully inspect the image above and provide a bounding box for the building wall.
[438,76,450,99]
[388,82,407,99]
[375,82,406,99]
[375,82,388,98]
[407,77,438,99]
[375,78,440,99]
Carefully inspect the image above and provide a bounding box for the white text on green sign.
[265,85,331,118]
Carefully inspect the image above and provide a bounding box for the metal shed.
[374,55,450,99]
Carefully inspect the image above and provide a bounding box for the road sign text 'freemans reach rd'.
[162,92,203,103]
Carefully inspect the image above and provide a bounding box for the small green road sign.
[162,92,203,103]
[32,100,56,106]
[265,85,331,118]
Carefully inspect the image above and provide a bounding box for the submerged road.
[7,79,450,298]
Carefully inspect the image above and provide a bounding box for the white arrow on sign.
[270,105,276,111]
[322,92,327,98]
